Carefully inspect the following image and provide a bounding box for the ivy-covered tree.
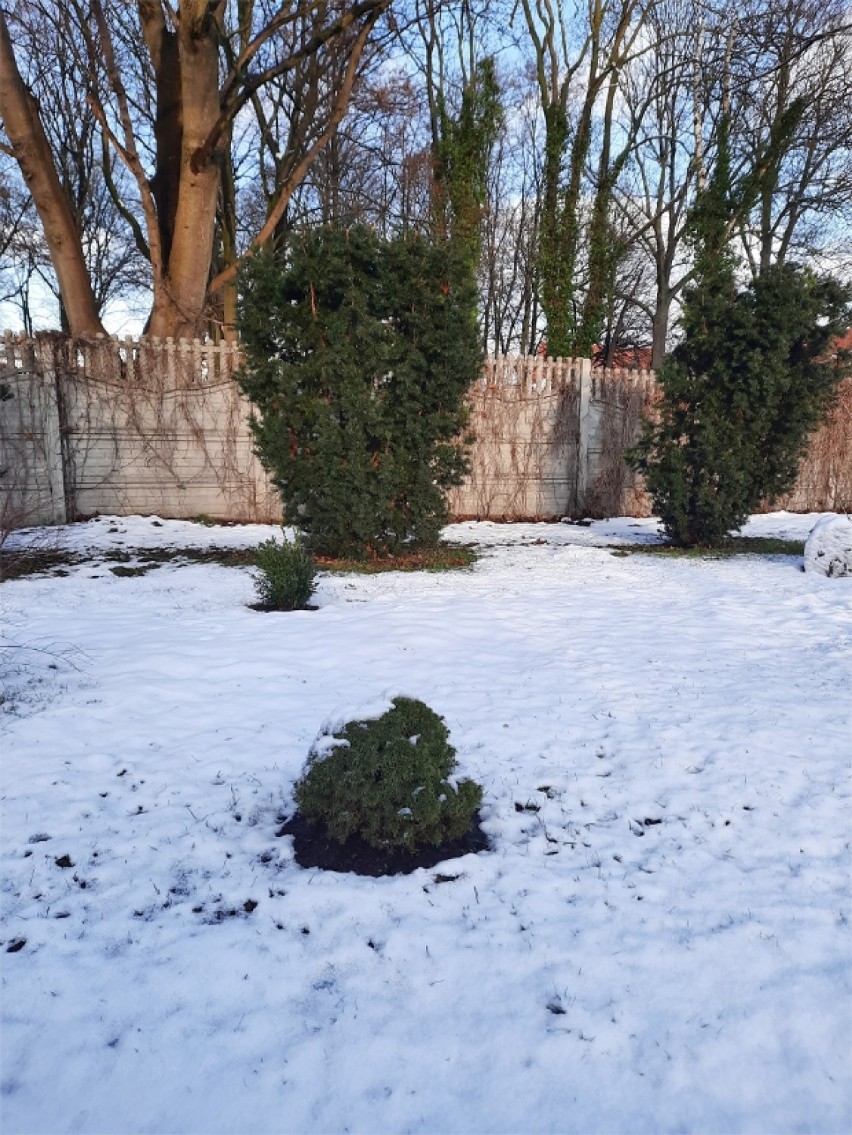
[432,57,503,277]
[236,225,479,558]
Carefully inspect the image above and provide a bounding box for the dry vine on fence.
[1,336,849,530]
[584,369,657,518]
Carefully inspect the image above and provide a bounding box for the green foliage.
[628,110,850,548]
[253,533,316,610]
[537,102,573,357]
[629,266,850,546]
[236,226,480,559]
[294,697,483,851]
[538,85,601,358]
[434,57,503,274]
[574,144,632,360]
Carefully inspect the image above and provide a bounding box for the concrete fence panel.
[0,333,849,531]
[448,357,582,519]
[0,335,67,529]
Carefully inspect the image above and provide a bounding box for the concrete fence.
[1,333,849,531]
[446,354,658,519]
[0,334,278,530]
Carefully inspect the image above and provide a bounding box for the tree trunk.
[215,138,239,340]
[0,10,104,336]
[537,103,572,356]
[576,72,630,358]
[147,3,224,339]
[650,290,671,370]
[142,14,183,268]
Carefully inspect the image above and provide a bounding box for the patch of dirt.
[278,810,490,877]
[110,563,159,577]
[248,601,320,613]
[1,545,258,581]
[612,537,804,559]
[0,548,74,581]
[2,542,475,580]
[313,544,476,574]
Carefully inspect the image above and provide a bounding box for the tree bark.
[650,290,671,370]
[138,1,183,268]
[0,9,104,336]
[145,1,224,338]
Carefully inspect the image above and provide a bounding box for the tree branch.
[191,0,391,174]
[208,9,378,295]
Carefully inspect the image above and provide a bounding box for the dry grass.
[0,542,477,582]
[314,544,477,574]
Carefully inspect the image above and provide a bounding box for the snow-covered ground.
[1,512,850,1135]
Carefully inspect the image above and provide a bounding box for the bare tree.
[515,0,652,357]
[479,61,543,354]
[0,7,104,333]
[612,0,703,366]
[2,0,847,347]
[609,0,851,366]
[4,6,149,330]
[0,0,392,338]
[729,0,852,279]
[286,58,431,233]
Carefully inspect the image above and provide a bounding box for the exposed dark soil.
[1,542,476,581]
[278,810,490,877]
[248,601,320,613]
[314,544,476,574]
[611,536,804,559]
[0,545,258,581]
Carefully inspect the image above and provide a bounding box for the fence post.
[3,336,68,526]
[574,357,593,516]
[44,344,69,524]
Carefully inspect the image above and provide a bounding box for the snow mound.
[804,514,852,577]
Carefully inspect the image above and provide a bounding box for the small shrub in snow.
[253,534,316,610]
[294,698,482,850]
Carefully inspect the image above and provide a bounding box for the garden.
[3,5,852,1130]
[1,510,849,1134]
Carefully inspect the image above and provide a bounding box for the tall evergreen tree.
[236,226,479,559]
[629,117,851,546]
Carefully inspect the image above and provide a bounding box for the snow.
[805,513,852,577]
[1,512,850,1135]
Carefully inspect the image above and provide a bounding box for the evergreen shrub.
[253,533,316,610]
[236,226,480,559]
[628,109,850,547]
[629,267,849,547]
[294,697,482,851]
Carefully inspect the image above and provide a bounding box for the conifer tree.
[629,118,851,546]
[236,226,479,559]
